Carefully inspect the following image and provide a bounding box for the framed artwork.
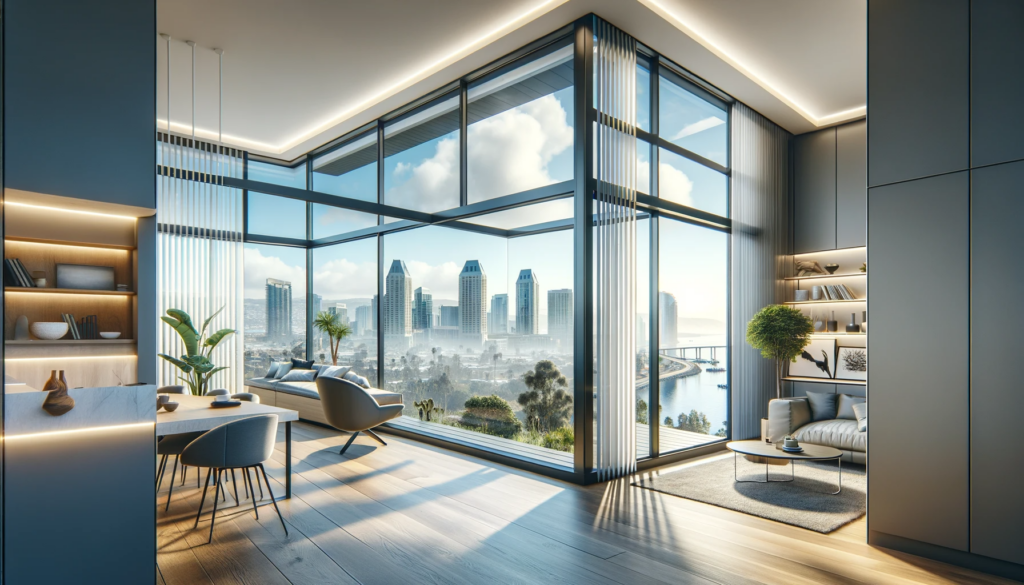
[788,338,837,379]
[835,347,867,381]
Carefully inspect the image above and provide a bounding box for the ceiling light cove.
[636,0,865,127]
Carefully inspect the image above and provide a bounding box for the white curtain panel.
[594,19,638,481]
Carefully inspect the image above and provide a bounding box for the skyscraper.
[383,260,412,335]
[636,314,648,350]
[547,288,573,346]
[412,287,433,330]
[659,291,678,348]
[439,305,459,327]
[459,261,487,343]
[266,278,292,338]
[354,304,372,336]
[371,295,378,333]
[311,293,323,319]
[516,269,540,335]
[328,303,348,325]
[489,293,508,334]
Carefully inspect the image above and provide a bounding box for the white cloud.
[244,247,306,299]
[403,260,462,300]
[671,116,724,141]
[657,161,694,207]
[313,257,377,301]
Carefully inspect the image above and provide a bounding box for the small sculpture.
[795,260,828,276]
[859,262,867,273]
[14,315,30,340]
[824,263,839,274]
[42,370,75,416]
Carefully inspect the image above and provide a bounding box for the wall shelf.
[784,299,865,305]
[784,272,866,281]
[810,332,866,337]
[783,376,866,386]
[4,287,134,296]
[5,339,135,345]
[4,236,135,251]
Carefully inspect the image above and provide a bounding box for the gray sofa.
[245,364,402,424]
[767,395,866,464]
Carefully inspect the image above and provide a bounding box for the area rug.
[633,455,865,533]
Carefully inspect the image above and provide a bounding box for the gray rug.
[634,455,865,533]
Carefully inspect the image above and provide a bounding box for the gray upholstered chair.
[231,392,259,403]
[205,388,229,397]
[316,376,404,455]
[156,431,204,510]
[181,414,286,543]
[158,385,187,394]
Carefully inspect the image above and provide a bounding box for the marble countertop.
[4,385,157,436]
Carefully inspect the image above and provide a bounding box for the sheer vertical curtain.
[594,19,638,481]
[730,103,790,439]
[157,135,244,393]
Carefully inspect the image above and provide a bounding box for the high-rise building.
[516,269,540,335]
[311,293,323,318]
[383,260,412,335]
[412,287,433,330]
[636,314,648,349]
[354,304,372,336]
[328,303,348,325]
[489,294,508,334]
[547,288,573,346]
[266,278,292,338]
[659,291,678,348]
[459,261,487,343]
[371,295,378,333]
[439,305,459,327]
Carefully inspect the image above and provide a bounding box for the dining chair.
[316,376,404,455]
[156,385,202,498]
[181,414,287,543]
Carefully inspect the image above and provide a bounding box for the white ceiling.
[157,0,865,159]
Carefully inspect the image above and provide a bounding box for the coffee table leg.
[733,451,795,483]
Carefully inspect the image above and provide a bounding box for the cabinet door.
[836,121,866,249]
[970,161,1024,564]
[867,172,969,551]
[793,128,836,253]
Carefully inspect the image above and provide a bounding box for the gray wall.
[868,0,1024,578]
[792,120,865,253]
[4,0,155,209]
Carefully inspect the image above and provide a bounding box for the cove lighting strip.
[636,0,865,127]
[6,355,138,362]
[4,422,154,441]
[5,201,138,221]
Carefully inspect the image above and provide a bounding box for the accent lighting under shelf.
[4,287,134,296]
[784,299,864,305]
[5,339,136,345]
[782,376,866,386]
[784,273,866,281]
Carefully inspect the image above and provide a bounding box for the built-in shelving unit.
[5,287,135,296]
[784,299,865,305]
[783,376,866,387]
[783,272,866,281]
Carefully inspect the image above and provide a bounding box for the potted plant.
[313,310,352,366]
[746,304,814,400]
[159,307,235,396]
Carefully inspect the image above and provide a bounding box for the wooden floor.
[157,422,1014,585]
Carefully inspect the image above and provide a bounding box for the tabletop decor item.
[162,401,180,412]
[159,307,236,396]
[210,400,241,408]
[42,370,62,391]
[794,290,809,302]
[42,370,75,416]
[813,312,826,332]
[56,263,116,290]
[746,305,814,399]
[30,321,69,340]
[859,262,866,273]
[811,285,823,300]
[861,310,867,333]
[157,394,170,411]
[31,271,47,287]
[795,260,828,276]
[827,311,838,332]
[14,315,30,340]
[824,263,839,274]
[99,332,122,339]
[846,312,860,333]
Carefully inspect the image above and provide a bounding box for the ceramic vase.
[42,370,75,416]
[794,290,809,302]
[846,312,860,333]
[827,311,838,333]
[42,370,61,391]
[811,286,822,301]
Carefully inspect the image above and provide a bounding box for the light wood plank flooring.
[157,422,1015,585]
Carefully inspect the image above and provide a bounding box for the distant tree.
[517,360,572,432]
[663,416,673,427]
[677,410,712,435]
[637,398,649,425]
[460,395,522,438]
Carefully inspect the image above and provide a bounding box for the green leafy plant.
[158,308,235,396]
[745,304,814,399]
[460,395,522,438]
[517,360,572,433]
[313,311,353,366]
[413,398,445,422]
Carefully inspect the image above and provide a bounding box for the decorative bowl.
[99,332,121,339]
[162,401,180,412]
[824,263,839,274]
[30,322,70,340]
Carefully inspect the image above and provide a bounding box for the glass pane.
[312,204,377,240]
[467,40,574,203]
[635,218,650,458]
[637,62,651,132]
[312,132,377,202]
[659,74,727,166]
[658,220,728,452]
[658,147,728,217]
[384,93,460,214]
[465,198,572,230]
[637,139,651,194]
[248,160,307,189]
[247,192,306,239]
[243,244,307,379]
[312,238,378,381]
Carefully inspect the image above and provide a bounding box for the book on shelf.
[61,313,81,340]
[4,258,33,287]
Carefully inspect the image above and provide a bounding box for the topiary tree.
[461,395,522,438]
[746,304,814,399]
[518,360,572,433]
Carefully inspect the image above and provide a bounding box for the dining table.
[155,394,299,498]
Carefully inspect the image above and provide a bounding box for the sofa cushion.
[343,370,371,389]
[265,362,281,379]
[274,362,293,379]
[245,377,278,391]
[806,391,838,422]
[767,398,812,444]
[318,365,351,379]
[837,394,866,420]
[793,419,866,453]
[273,380,320,400]
[852,402,867,431]
[366,388,403,406]
[291,357,315,370]
[280,368,317,383]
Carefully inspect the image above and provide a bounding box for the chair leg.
[180,465,187,486]
[165,456,179,512]
[246,467,259,520]
[339,431,360,455]
[242,468,251,500]
[230,469,240,504]
[193,468,212,529]
[156,454,168,488]
[208,469,222,544]
[253,464,264,499]
[364,428,387,446]
[258,463,287,536]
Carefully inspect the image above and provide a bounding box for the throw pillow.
[291,357,314,370]
[274,362,293,379]
[265,362,280,379]
[836,394,866,420]
[343,370,371,389]
[280,369,317,383]
[806,391,839,422]
[852,402,867,432]
[319,365,351,379]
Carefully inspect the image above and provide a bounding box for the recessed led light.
[4,422,154,441]
[5,201,139,221]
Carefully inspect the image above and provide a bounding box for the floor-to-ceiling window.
[312,238,378,380]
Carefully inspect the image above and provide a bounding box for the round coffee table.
[726,440,844,494]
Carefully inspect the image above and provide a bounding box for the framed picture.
[835,347,867,381]
[788,338,837,379]
[55,263,115,291]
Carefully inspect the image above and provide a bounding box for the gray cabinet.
[971,0,1024,168]
[836,121,866,249]
[970,161,1024,565]
[793,128,836,253]
[868,0,969,187]
[867,171,969,551]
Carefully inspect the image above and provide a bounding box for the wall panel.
[793,128,836,253]
[971,0,1024,168]
[836,121,866,249]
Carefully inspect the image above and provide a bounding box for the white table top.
[156,394,298,435]
[727,440,842,461]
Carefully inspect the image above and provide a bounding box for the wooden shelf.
[783,376,866,386]
[5,287,134,296]
[810,332,866,336]
[5,339,135,345]
[784,273,866,281]
[4,236,135,251]
[784,299,865,305]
